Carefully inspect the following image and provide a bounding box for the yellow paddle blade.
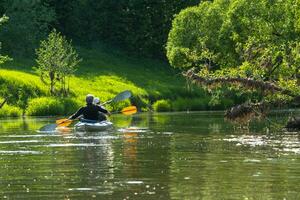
[58,120,73,127]
[121,106,137,115]
[56,118,73,127]
[56,118,68,124]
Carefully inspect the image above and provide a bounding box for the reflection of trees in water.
[168,129,300,199]
[110,114,172,199]
[150,112,229,134]
[0,118,48,132]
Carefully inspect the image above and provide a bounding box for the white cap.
[94,97,100,104]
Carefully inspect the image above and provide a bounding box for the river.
[0,111,299,199]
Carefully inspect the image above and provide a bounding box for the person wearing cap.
[93,97,108,121]
[68,94,110,122]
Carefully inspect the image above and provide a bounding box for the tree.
[46,0,200,58]
[167,0,300,122]
[0,0,56,56]
[0,15,9,65]
[36,29,81,96]
[0,15,9,109]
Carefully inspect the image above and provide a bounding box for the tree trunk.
[49,71,55,95]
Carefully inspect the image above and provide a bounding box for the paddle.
[115,106,137,116]
[101,90,132,106]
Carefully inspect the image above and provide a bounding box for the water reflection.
[0,111,299,199]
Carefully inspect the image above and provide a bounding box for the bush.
[26,97,64,116]
[0,104,22,117]
[61,98,81,115]
[153,99,172,112]
[130,95,149,111]
[26,97,82,116]
[211,98,235,110]
[172,97,210,111]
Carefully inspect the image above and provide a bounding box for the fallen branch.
[184,68,299,125]
[184,68,297,98]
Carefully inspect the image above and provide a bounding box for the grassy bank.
[0,46,234,117]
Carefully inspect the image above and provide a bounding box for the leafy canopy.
[0,0,56,56]
[0,15,10,65]
[167,0,300,103]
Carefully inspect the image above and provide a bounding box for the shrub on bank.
[26,97,64,116]
[61,98,81,115]
[153,99,172,112]
[0,105,22,117]
[211,98,235,110]
[26,97,80,116]
[172,97,210,111]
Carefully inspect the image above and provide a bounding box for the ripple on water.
[41,143,108,147]
[68,188,95,191]
[64,136,119,140]
[118,127,148,133]
[0,150,42,155]
[223,134,300,154]
[0,140,41,144]
[126,181,144,184]
[0,134,62,138]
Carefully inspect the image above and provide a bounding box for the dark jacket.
[69,103,108,120]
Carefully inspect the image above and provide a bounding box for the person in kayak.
[93,97,108,121]
[68,94,110,122]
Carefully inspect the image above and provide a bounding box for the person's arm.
[97,105,110,115]
[69,107,84,120]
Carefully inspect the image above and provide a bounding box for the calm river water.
[0,111,299,199]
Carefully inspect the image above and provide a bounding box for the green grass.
[0,46,208,116]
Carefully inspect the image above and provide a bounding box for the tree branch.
[0,98,7,109]
[184,68,297,98]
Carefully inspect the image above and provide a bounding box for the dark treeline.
[0,0,200,58]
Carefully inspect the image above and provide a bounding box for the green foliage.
[172,97,210,111]
[153,100,172,112]
[0,104,21,117]
[26,97,80,116]
[60,98,81,115]
[0,15,10,65]
[0,0,56,56]
[48,0,200,58]
[36,29,82,96]
[167,0,300,105]
[26,97,63,116]
[0,0,201,58]
[0,44,207,116]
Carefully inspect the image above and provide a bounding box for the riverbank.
[0,46,234,117]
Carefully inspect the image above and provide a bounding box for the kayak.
[74,120,113,132]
